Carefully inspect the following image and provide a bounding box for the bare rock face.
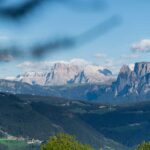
[45,63,81,86]
[69,65,114,85]
[16,72,47,85]
[1,62,150,104]
[134,62,150,77]
[16,62,114,86]
[115,65,132,93]
[113,62,150,97]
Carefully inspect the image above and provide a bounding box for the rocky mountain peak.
[113,62,150,97]
[1,61,150,103]
[134,62,150,77]
[119,65,131,74]
[15,62,114,86]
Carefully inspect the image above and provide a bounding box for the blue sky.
[1,0,150,77]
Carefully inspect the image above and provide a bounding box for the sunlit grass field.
[0,138,39,150]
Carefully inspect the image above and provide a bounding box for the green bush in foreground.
[40,133,94,150]
[137,142,150,150]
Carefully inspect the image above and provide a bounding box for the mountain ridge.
[15,62,114,86]
[0,62,150,104]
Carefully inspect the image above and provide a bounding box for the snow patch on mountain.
[15,60,114,86]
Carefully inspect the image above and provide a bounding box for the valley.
[1,93,150,149]
[0,62,150,150]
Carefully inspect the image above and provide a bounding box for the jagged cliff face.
[1,62,150,104]
[113,62,150,97]
[16,62,114,86]
[69,65,114,85]
[45,63,80,86]
[134,62,150,77]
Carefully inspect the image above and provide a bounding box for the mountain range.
[1,62,150,150]
[15,62,114,86]
[0,61,150,104]
[113,62,150,98]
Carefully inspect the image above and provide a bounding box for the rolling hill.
[0,93,127,150]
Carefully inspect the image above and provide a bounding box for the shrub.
[137,141,150,150]
[40,133,94,150]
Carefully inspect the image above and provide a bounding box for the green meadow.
[0,138,39,150]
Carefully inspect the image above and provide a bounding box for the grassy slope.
[78,101,150,148]
[0,93,127,150]
[0,138,38,150]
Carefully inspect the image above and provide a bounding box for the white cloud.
[17,61,52,72]
[17,55,137,76]
[94,53,126,74]
[121,53,140,59]
[17,58,90,72]
[131,39,150,52]
[17,57,125,75]
[93,53,117,74]
[103,59,122,75]
[94,53,120,74]
[94,53,107,59]
[95,54,137,75]
[69,58,90,66]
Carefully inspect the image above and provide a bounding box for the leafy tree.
[137,142,150,150]
[40,133,94,150]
